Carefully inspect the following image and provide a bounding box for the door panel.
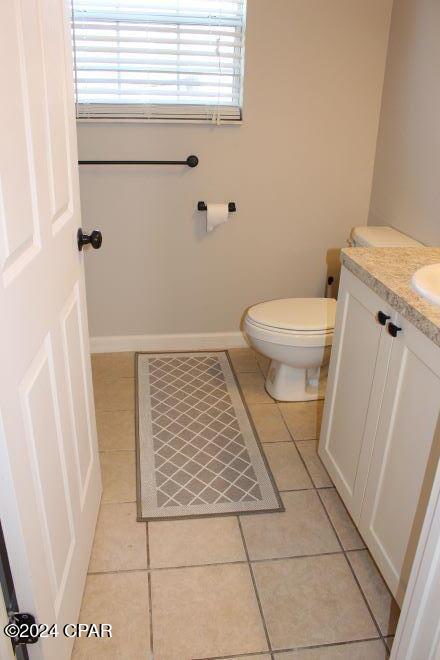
[40,0,71,229]
[319,268,393,520]
[0,1,40,280]
[61,285,95,508]
[0,1,101,658]
[359,319,440,604]
[20,338,75,614]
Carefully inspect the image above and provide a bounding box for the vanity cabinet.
[319,267,440,604]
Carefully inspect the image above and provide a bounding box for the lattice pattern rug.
[136,352,282,520]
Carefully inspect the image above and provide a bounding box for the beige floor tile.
[228,348,260,372]
[296,440,332,487]
[253,554,377,649]
[149,516,246,568]
[347,549,400,635]
[94,377,135,411]
[240,491,339,560]
[274,639,387,659]
[237,371,274,404]
[89,502,147,573]
[96,410,135,451]
[279,400,324,441]
[100,451,136,503]
[249,404,291,443]
[319,488,365,551]
[151,563,268,659]
[263,443,312,491]
[72,572,150,660]
[91,351,135,380]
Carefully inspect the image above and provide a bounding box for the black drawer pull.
[388,322,402,338]
[377,311,391,326]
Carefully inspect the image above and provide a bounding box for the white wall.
[368,0,440,246]
[78,0,392,348]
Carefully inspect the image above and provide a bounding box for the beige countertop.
[341,247,440,347]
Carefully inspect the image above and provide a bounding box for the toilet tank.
[326,225,422,299]
[349,225,422,248]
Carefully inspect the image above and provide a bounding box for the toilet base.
[265,360,326,402]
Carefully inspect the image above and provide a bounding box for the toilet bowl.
[244,298,336,401]
[243,226,422,402]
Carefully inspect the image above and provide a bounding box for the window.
[71,0,246,122]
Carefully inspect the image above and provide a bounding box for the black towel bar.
[198,201,236,212]
[78,155,199,168]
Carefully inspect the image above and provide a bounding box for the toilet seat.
[245,298,336,347]
[244,316,333,347]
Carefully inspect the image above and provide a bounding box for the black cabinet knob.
[377,311,391,326]
[388,322,402,338]
[77,228,102,252]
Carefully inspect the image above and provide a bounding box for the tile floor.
[73,348,399,660]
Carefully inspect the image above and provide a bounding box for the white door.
[359,316,440,605]
[319,268,394,520]
[0,1,101,659]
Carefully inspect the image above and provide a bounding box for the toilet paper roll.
[206,203,229,233]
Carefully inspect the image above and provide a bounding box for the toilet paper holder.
[197,201,236,213]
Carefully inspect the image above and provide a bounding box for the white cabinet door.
[0,2,101,659]
[319,268,394,521]
[359,317,440,605]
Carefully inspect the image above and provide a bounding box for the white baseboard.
[90,331,248,353]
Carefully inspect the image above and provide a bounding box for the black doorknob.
[377,311,391,326]
[388,322,402,338]
[77,228,102,251]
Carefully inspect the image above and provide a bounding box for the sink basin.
[412,263,440,305]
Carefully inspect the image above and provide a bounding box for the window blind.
[71,0,246,122]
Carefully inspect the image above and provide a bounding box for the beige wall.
[368,0,440,246]
[78,0,392,342]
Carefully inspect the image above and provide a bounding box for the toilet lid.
[247,298,337,333]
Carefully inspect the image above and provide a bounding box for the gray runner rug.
[136,351,282,520]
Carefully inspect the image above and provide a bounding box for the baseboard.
[90,331,248,353]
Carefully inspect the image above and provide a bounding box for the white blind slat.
[75,46,240,58]
[74,23,241,39]
[74,35,243,47]
[76,66,240,76]
[72,0,246,122]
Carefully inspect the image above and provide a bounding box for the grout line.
[236,515,275,660]
[261,439,299,445]
[93,375,135,382]
[277,486,315,493]
[96,408,135,413]
[99,448,135,453]
[87,549,349,578]
[101,500,137,505]
[88,568,150,576]
[147,573,154,660]
[145,522,150,567]
[146,522,155,660]
[98,448,136,453]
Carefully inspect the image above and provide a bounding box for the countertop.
[341,247,440,347]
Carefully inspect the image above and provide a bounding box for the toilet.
[244,225,422,402]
